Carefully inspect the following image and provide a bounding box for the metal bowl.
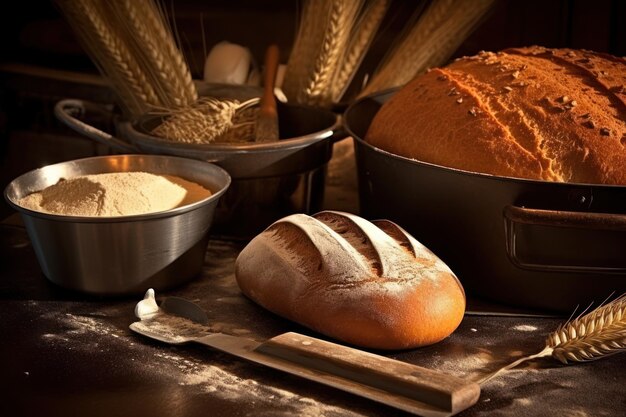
[4,154,231,295]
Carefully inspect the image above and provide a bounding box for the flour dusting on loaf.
[235,211,465,350]
[366,46,626,184]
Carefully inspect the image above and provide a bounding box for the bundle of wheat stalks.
[480,294,626,384]
[283,0,497,108]
[282,0,389,107]
[56,0,196,117]
[56,0,254,143]
[57,0,498,141]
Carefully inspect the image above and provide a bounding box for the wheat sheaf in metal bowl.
[150,96,260,144]
[114,84,341,178]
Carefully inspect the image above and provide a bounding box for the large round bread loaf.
[235,211,465,350]
[365,46,626,184]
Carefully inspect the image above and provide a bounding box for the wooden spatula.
[255,44,280,142]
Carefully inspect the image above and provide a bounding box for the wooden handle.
[255,332,480,415]
[260,44,280,115]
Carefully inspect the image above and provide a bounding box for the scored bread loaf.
[235,211,465,350]
[365,46,626,184]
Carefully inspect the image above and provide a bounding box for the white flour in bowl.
[18,172,211,216]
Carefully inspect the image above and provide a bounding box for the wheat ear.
[303,0,362,107]
[281,0,322,104]
[547,294,626,364]
[330,0,388,103]
[56,0,159,118]
[360,0,497,97]
[113,0,196,110]
[131,0,197,106]
[479,294,626,385]
[283,0,363,108]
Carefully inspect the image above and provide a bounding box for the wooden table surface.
[1,218,624,417]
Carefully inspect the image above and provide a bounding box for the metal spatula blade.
[130,289,480,417]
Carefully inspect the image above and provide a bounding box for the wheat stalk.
[330,0,389,103]
[130,0,197,106]
[113,0,197,110]
[548,294,626,363]
[56,0,198,119]
[360,0,497,97]
[58,0,247,144]
[282,0,328,104]
[148,1,198,105]
[283,0,363,108]
[479,294,626,385]
[56,0,160,118]
[303,0,361,107]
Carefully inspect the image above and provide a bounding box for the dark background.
[1,0,624,76]
[1,0,624,218]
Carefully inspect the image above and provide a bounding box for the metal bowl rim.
[4,154,232,223]
[122,105,341,154]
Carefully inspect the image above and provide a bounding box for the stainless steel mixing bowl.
[4,154,231,295]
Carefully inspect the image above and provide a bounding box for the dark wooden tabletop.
[1,218,624,417]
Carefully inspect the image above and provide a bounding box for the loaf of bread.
[365,46,626,184]
[235,211,465,350]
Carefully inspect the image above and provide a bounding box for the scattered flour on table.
[17,172,210,216]
[40,312,130,348]
[173,355,364,417]
[37,307,362,416]
[512,324,538,332]
[429,346,541,383]
[514,397,534,407]
[216,296,247,305]
[430,348,496,379]
[553,407,590,417]
[43,313,119,336]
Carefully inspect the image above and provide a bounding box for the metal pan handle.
[54,99,138,153]
[503,205,626,273]
[329,115,348,144]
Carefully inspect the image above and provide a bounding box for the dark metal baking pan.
[344,90,626,313]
